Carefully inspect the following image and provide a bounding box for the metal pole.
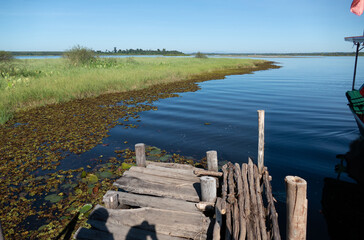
[353,43,360,90]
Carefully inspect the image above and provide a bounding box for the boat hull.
[349,105,364,135]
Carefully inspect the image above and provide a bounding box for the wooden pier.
[74,111,307,240]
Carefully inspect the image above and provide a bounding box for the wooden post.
[257,110,265,174]
[200,176,217,202]
[207,150,218,172]
[213,197,223,240]
[104,193,119,209]
[285,176,307,240]
[135,143,146,167]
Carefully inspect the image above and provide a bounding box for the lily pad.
[149,149,161,155]
[160,154,172,162]
[122,162,132,170]
[79,204,93,214]
[86,174,98,183]
[45,194,63,203]
[99,171,113,178]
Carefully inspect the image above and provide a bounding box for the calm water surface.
[69,56,362,239]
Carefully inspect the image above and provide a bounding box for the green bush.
[63,45,95,66]
[195,52,208,59]
[0,51,13,62]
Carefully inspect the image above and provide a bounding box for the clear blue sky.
[0,0,363,53]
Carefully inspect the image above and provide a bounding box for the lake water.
[64,56,362,239]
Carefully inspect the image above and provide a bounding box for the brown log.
[213,197,223,240]
[227,162,236,204]
[263,170,281,240]
[225,203,232,240]
[233,201,240,240]
[242,163,254,240]
[221,164,228,214]
[194,168,223,177]
[285,176,307,240]
[234,163,246,240]
[254,165,268,240]
[247,158,261,240]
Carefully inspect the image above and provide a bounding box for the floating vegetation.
[0,61,278,238]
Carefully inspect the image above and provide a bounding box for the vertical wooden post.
[104,193,119,209]
[135,143,146,167]
[200,176,217,202]
[257,110,265,174]
[213,197,223,240]
[285,176,307,240]
[206,150,218,172]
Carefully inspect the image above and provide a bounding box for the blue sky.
[0,0,363,53]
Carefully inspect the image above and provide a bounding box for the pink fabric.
[351,0,364,16]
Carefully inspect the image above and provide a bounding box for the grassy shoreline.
[1,57,271,124]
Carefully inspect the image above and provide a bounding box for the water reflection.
[321,137,364,240]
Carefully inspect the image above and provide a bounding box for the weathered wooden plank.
[225,203,232,240]
[194,169,223,177]
[103,190,199,213]
[234,163,246,240]
[129,166,200,182]
[213,198,223,240]
[123,170,199,188]
[114,175,200,202]
[254,165,268,240]
[233,201,240,240]
[89,205,209,239]
[263,169,281,240]
[227,163,236,204]
[221,164,228,214]
[242,163,254,240]
[248,159,261,240]
[146,164,196,176]
[146,161,194,170]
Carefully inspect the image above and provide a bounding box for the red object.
[351,0,364,16]
[360,85,364,96]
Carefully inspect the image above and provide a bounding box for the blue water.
[65,56,362,239]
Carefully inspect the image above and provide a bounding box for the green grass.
[0,57,266,124]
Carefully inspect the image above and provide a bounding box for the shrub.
[195,52,208,59]
[0,51,13,62]
[63,45,95,66]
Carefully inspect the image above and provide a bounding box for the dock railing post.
[206,150,218,172]
[200,176,217,203]
[285,176,308,240]
[258,110,265,174]
[135,143,146,167]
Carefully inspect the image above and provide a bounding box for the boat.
[345,35,364,135]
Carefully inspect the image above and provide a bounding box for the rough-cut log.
[263,170,281,240]
[227,163,236,204]
[195,201,215,212]
[213,198,223,240]
[254,165,268,240]
[146,164,196,176]
[234,163,246,240]
[123,170,197,188]
[225,203,232,240]
[113,176,200,202]
[257,110,265,174]
[233,201,240,240]
[242,163,254,240]
[285,176,307,240]
[129,166,200,182]
[221,164,229,214]
[103,190,198,213]
[146,161,194,170]
[207,150,219,172]
[201,176,217,202]
[89,205,209,239]
[247,159,260,240]
[194,169,223,177]
[103,192,118,209]
[135,143,146,167]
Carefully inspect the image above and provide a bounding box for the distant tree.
[63,45,95,66]
[114,47,117,53]
[195,52,208,58]
[0,51,13,62]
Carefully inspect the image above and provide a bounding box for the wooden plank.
[213,198,223,240]
[234,163,246,240]
[129,166,200,182]
[242,163,254,240]
[103,190,199,213]
[233,201,240,240]
[114,176,200,202]
[225,203,232,240]
[146,164,196,176]
[89,205,209,239]
[221,164,228,214]
[254,165,268,240]
[123,170,199,188]
[248,159,261,240]
[194,169,223,177]
[146,161,194,170]
[263,169,281,240]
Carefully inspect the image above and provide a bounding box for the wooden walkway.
[75,161,213,239]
